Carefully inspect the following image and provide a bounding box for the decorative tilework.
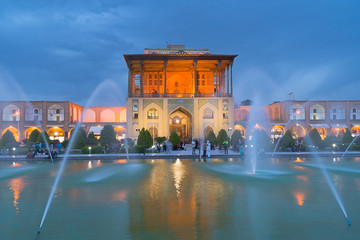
[198,99,218,109]
[143,99,163,109]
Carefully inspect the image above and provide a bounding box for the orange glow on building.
[8,177,27,214]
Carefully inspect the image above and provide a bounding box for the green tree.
[0,130,16,148]
[217,129,229,147]
[251,129,272,150]
[279,130,295,151]
[36,131,51,144]
[70,127,86,149]
[230,130,244,147]
[28,129,40,143]
[240,99,252,106]
[342,129,353,144]
[323,135,341,148]
[155,136,167,144]
[137,128,153,148]
[145,129,153,148]
[86,131,98,146]
[169,130,180,146]
[99,125,116,146]
[308,129,323,148]
[206,130,217,145]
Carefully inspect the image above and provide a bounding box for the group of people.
[26,143,60,159]
[191,139,212,157]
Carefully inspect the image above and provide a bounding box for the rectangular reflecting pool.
[1,157,360,239]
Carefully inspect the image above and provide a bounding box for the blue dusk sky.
[0,0,359,106]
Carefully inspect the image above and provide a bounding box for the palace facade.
[124,45,236,143]
[0,45,359,144]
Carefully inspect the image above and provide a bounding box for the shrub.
[36,131,51,144]
[70,127,86,149]
[230,130,244,148]
[155,136,167,144]
[28,129,40,143]
[81,145,104,154]
[217,129,229,147]
[206,130,217,146]
[308,129,322,148]
[99,125,117,146]
[169,130,180,146]
[129,145,146,154]
[342,129,353,144]
[279,130,295,151]
[0,130,17,148]
[137,128,153,148]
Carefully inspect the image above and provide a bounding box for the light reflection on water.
[7,176,27,214]
[0,158,360,239]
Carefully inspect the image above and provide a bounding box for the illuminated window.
[203,108,214,119]
[149,80,152,85]
[154,80,157,85]
[202,80,205,86]
[149,74,152,79]
[154,74,158,79]
[223,112,228,119]
[202,74,205,79]
[147,108,159,119]
[159,74,163,79]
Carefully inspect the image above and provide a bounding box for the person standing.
[206,140,211,158]
[191,139,196,155]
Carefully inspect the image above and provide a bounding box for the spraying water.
[340,134,360,161]
[37,80,123,233]
[0,71,53,162]
[305,138,351,225]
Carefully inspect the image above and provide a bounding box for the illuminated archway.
[25,127,41,139]
[148,126,158,139]
[203,126,214,138]
[234,124,246,137]
[82,109,96,122]
[100,109,115,122]
[114,126,126,140]
[47,127,65,142]
[68,127,75,138]
[290,125,306,138]
[2,126,19,142]
[351,125,360,137]
[330,128,346,137]
[270,125,285,142]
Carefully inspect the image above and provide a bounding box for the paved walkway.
[1,145,360,161]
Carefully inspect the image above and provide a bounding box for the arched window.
[56,109,60,114]
[203,108,214,119]
[351,105,360,120]
[310,104,325,120]
[147,108,159,119]
[175,82,178,87]
[12,109,17,114]
[34,109,39,114]
[290,104,305,120]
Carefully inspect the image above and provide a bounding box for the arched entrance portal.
[169,108,192,144]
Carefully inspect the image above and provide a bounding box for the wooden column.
[128,63,132,97]
[164,60,167,97]
[218,60,222,95]
[230,61,233,97]
[140,60,143,97]
[194,60,198,96]
[227,65,229,96]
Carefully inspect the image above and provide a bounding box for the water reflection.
[293,191,306,206]
[171,159,185,197]
[8,177,27,214]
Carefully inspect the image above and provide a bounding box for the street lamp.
[296,110,300,152]
[88,146,91,155]
[15,111,20,142]
[152,112,155,153]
